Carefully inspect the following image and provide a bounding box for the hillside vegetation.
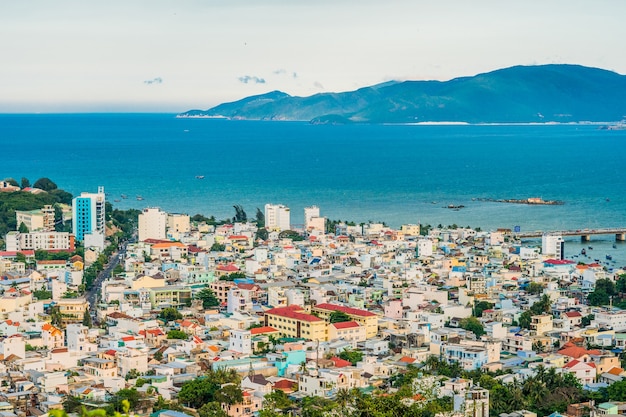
[180,64,626,123]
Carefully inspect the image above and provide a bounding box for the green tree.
[459,316,485,337]
[15,252,27,264]
[233,205,247,223]
[588,278,617,306]
[198,402,228,417]
[278,230,304,241]
[255,207,265,227]
[338,348,363,365]
[473,301,494,317]
[178,369,240,409]
[167,330,188,340]
[159,307,183,322]
[112,264,123,276]
[18,222,29,233]
[527,282,545,295]
[4,178,18,187]
[214,384,243,405]
[33,177,58,191]
[607,379,626,401]
[255,227,269,241]
[518,310,532,329]
[329,310,352,323]
[210,242,226,252]
[111,388,140,413]
[62,396,83,414]
[262,390,293,412]
[197,286,220,309]
[82,310,92,328]
[20,177,30,189]
[581,314,594,327]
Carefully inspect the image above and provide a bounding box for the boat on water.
[581,249,586,255]
[121,194,128,199]
[195,175,205,179]
[607,254,613,260]
[114,199,121,202]
[613,244,618,249]
[136,196,144,201]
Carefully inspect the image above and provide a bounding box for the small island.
[476,197,564,205]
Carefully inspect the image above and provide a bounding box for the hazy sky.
[1,0,625,113]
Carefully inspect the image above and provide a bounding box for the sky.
[1,0,626,113]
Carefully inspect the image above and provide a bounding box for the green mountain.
[179,65,626,123]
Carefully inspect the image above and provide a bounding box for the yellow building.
[56,298,89,326]
[131,274,165,290]
[530,314,553,336]
[312,303,378,339]
[264,305,327,341]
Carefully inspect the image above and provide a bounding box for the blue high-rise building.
[72,186,106,243]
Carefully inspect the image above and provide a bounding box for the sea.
[1,113,626,268]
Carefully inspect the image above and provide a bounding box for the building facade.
[264,204,290,231]
[72,187,106,242]
[138,208,168,242]
[542,234,565,260]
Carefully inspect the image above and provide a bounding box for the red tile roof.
[238,283,260,291]
[564,311,582,318]
[250,326,279,335]
[314,303,377,317]
[217,263,240,272]
[265,305,322,322]
[558,342,601,359]
[0,250,35,257]
[273,379,297,390]
[544,259,575,265]
[330,357,352,368]
[331,321,360,330]
[563,359,595,369]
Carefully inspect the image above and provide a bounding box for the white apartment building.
[5,231,74,252]
[227,288,253,314]
[416,238,434,257]
[138,207,167,241]
[304,206,319,227]
[16,205,55,232]
[267,287,288,308]
[594,310,626,331]
[265,204,290,231]
[542,233,565,260]
[229,329,252,354]
[304,206,325,232]
[167,213,190,235]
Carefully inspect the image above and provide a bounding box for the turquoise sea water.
[1,114,626,265]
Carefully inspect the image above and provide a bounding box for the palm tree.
[299,360,309,376]
[336,388,351,414]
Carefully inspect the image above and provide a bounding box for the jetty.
[513,227,626,242]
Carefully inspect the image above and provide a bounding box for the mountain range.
[179,64,626,124]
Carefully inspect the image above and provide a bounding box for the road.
[85,243,127,314]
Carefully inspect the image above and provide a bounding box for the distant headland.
[179,64,626,124]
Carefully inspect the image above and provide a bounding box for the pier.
[514,228,626,242]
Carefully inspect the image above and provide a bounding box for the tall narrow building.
[138,207,168,241]
[264,204,290,231]
[542,233,565,260]
[72,186,106,243]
